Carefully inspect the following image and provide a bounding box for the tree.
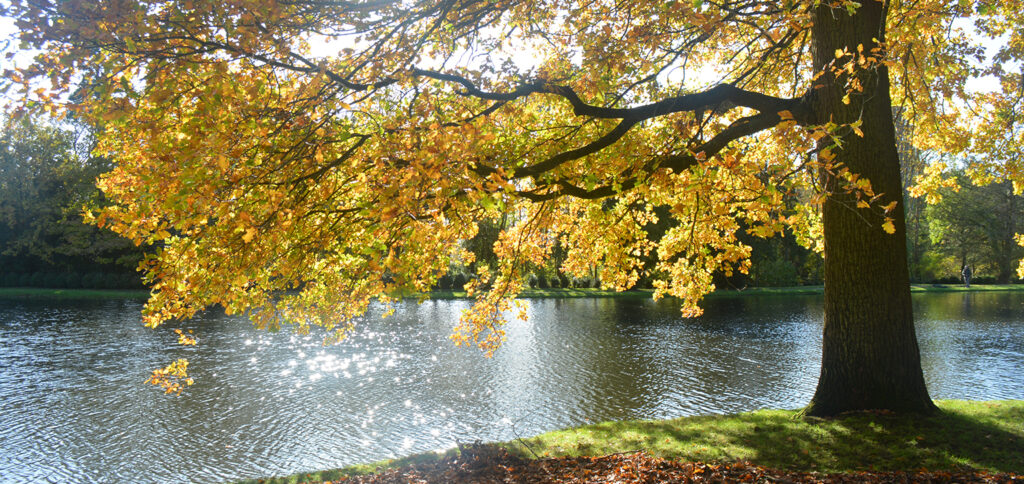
[0,116,144,276]
[4,0,1019,414]
[894,108,940,283]
[928,174,1023,283]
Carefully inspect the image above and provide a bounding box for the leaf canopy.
[3,0,1023,353]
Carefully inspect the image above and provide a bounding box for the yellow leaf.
[242,227,257,243]
[882,220,895,234]
[835,48,844,59]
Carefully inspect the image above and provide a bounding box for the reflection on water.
[1,292,1022,483]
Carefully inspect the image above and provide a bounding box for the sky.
[0,9,1013,107]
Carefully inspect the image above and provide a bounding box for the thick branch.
[513,118,640,178]
[413,68,811,124]
[662,111,786,172]
[516,110,789,202]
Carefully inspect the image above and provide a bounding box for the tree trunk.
[996,184,1017,284]
[804,1,937,416]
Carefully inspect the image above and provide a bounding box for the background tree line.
[439,177,1023,290]
[446,114,1023,290]
[0,117,145,289]
[2,116,1020,291]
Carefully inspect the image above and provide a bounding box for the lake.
[1,292,1022,483]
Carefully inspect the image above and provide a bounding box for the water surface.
[1,292,1022,483]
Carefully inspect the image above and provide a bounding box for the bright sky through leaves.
[2,1,1024,397]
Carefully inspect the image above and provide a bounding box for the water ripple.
[1,293,1022,482]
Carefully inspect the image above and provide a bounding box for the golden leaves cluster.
[145,358,193,395]
[4,0,1024,360]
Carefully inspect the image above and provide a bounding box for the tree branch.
[516,110,791,202]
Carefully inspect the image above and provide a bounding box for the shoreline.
[2,283,1022,301]
[233,399,1023,483]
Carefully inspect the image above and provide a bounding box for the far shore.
[2,283,1023,301]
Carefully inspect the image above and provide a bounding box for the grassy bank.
[0,287,149,299]
[238,400,1023,483]
[426,287,655,299]
[3,283,1022,301]
[428,283,1024,300]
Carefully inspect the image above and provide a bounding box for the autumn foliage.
[2,1,1023,406]
[288,444,1020,483]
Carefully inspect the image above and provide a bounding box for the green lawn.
[0,287,149,299]
[4,284,1022,301]
[236,400,1024,483]
[424,283,1024,300]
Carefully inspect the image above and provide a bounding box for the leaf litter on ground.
[283,443,1020,483]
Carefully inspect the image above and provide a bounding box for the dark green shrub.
[96,273,113,289]
[751,258,800,287]
[800,255,824,285]
[16,273,31,287]
[437,274,453,290]
[536,274,549,288]
[452,273,468,291]
[64,272,83,288]
[81,272,103,288]
[550,277,561,288]
[105,273,121,289]
[41,273,61,288]
[120,273,142,289]
[571,277,591,288]
[29,272,46,287]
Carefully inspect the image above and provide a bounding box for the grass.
[709,284,1024,297]
[908,283,1024,293]
[0,287,149,299]
[235,400,1024,483]
[425,287,655,299]
[4,284,1022,302]
[510,400,1024,473]
[415,283,1024,300]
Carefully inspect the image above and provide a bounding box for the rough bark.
[804,1,938,416]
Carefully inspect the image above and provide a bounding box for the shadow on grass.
[517,401,1023,473]
[234,401,1022,483]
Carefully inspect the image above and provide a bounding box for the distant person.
[962,264,972,288]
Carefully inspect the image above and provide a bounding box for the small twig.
[508,418,541,459]
[506,413,557,478]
